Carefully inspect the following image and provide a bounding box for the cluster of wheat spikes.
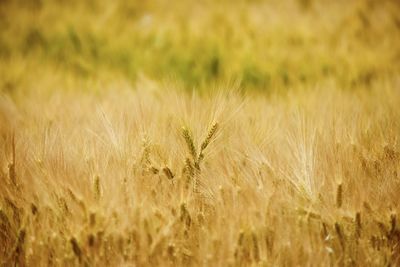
[0,81,400,266]
[182,123,219,192]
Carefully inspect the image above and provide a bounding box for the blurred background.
[0,0,399,92]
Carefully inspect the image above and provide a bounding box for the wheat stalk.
[335,222,345,249]
[94,176,101,200]
[70,237,82,260]
[336,183,343,208]
[251,231,260,262]
[355,212,361,239]
[163,166,174,180]
[200,123,219,151]
[8,134,17,188]
[182,127,197,161]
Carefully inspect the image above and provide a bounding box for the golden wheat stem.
[200,122,219,151]
[335,222,345,249]
[355,212,361,239]
[182,127,197,161]
[336,183,342,208]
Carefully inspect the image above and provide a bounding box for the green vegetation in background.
[0,0,399,92]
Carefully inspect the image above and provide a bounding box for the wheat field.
[1,0,400,266]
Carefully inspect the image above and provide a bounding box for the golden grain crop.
[1,0,400,266]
